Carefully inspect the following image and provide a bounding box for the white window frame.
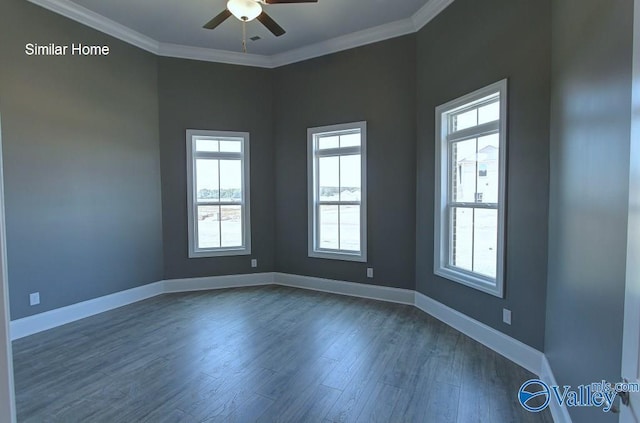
[308,121,367,262]
[186,129,251,258]
[434,80,507,297]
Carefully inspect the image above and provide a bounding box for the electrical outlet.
[251,259,257,268]
[30,292,40,306]
[503,308,512,325]
[367,268,374,278]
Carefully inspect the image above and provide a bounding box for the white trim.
[26,0,455,68]
[414,291,542,375]
[434,79,508,298]
[27,0,159,54]
[9,272,546,405]
[158,43,274,68]
[10,282,164,340]
[186,129,251,258]
[411,0,455,31]
[270,18,416,68]
[273,273,414,305]
[163,273,274,293]
[540,356,573,423]
[10,274,276,340]
[0,115,16,422]
[621,2,640,422]
[307,121,367,263]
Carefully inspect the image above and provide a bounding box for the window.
[186,130,251,258]
[434,80,507,297]
[308,122,367,262]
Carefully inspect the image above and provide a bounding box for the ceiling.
[28,0,454,67]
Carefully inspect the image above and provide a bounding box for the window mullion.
[308,121,366,261]
[315,153,321,251]
[339,154,343,250]
[194,152,243,160]
[216,201,242,206]
[448,202,498,209]
[319,201,360,206]
[471,208,476,273]
[447,121,499,143]
[217,159,222,247]
[475,137,479,204]
[315,146,360,157]
[434,79,506,297]
[187,129,250,258]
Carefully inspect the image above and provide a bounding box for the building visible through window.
[186,130,251,258]
[434,80,507,297]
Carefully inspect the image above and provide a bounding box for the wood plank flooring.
[12,285,553,422]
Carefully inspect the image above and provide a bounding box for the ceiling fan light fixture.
[227,0,262,22]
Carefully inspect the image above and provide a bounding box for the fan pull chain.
[242,20,247,53]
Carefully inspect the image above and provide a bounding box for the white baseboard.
[163,272,275,293]
[10,273,547,395]
[10,273,277,340]
[10,272,568,421]
[540,355,573,423]
[273,273,415,305]
[415,291,544,376]
[10,281,164,340]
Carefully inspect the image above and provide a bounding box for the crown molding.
[158,43,274,68]
[412,0,455,30]
[270,17,416,68]
[27,0,159,54]
[27,0,455,68]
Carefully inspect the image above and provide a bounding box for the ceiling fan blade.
[265,0,317,3]
[257,12,286,37]
[203,9,232,29]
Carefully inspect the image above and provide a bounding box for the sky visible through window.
[193,137,244,249]
[316,132,362,252]
[449,100,500,278]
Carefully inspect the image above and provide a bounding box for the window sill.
[309,250,367,263]
[189,247,251,258]
[434,266,503,298]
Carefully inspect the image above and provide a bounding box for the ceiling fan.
[204,0,318,52]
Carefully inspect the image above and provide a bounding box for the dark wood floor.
[12,285,553,422]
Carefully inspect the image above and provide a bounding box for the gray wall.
[158,58,275,280]
[0,0,164,319]
[273,36,417,290]
[545,0,633,421]
[415,0,551,350]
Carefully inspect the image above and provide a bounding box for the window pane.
[197,205,220,248]
[452,139,477,202]
[318,135,339,150]
[340,154,361,201]
[339,205,360,251]
[219,140,242,153]
[477,134,500,203]
[451,207,473,272]
[196,159,219,202]
[195,139,218,152]
[473,209,497,278]
[478,101,500,124]
[319,156,339,201]
[219,160,242,202]
[319,205,339,249]
[340,133,360,148]
[220,205,242,247]
[450,108,477,132]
